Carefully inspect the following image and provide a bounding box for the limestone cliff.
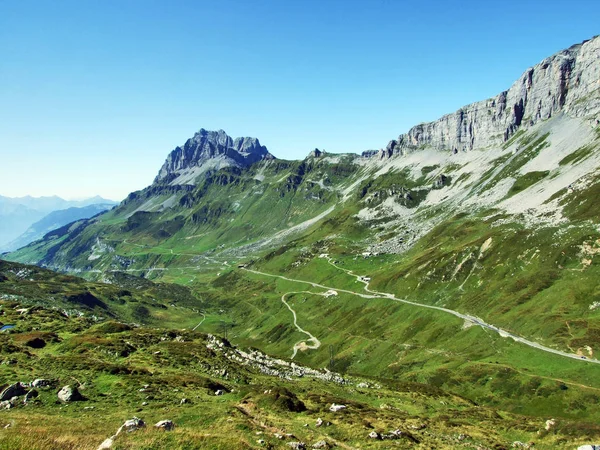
[380,36,600,158]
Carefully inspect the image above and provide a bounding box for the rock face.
[155,129,274,185]
[381,36,600,158]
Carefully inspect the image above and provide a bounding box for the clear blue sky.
[1,0,599,200]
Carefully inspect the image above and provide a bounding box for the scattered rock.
[57,385,84,402]
[312,441,330,449]
[122,417,145,432]
[180,398,189,404]
[154,420,175,431]
[215,389,224,396]
[97,417,145,449]
[31,379,52,389]
[578,446,600,450]
[97,437,115,450]
[315,417,323,427]
[0,400,13,409]
[544,418,556,431]
[23,389,38,403]
[0,383,26,401]
[141,402,148,406]
[512,442,533,449]
[329,403,346,412]
[368,431,380,439]
[257,439,265,445]
[287,443,306,450]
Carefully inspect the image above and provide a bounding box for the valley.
[2,35,600,448]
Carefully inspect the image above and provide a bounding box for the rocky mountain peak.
[155,129,275,185]
[379,35,600,159]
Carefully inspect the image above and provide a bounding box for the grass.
[505,170,550,197]
[3,290,590,449]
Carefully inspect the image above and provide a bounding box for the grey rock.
[308,148,323,158]
[578,446,600,450]
[329,403,346,412]
[368,431,380,439]
[31,379,52,389]
[154,420,175,431]
[315,417,323,427]
[0,383,26,401]
[57,385,84,402]
[155,129,275,184]
[312,440,331,449]
[0,400,13,409]
[381,36,600,158]
[23,389,38,403]
[287,443,306,450]
[122,417,145,432]
[215,389,224,396]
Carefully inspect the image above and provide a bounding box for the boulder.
[24,389,38,403]
[578,446,600,450]
[0,383,27,401]
[122,417,145,432]
[31,379,52,389]
[329,403,346,412]
[57,385,84,402]
[368,431,380,439]
[154,420,175,431]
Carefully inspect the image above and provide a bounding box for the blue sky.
[1,0,599,200]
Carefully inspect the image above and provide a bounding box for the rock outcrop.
[57,385,84,402]
[155,129,274,185]
[0,383,26,401]
[381,36,600,158]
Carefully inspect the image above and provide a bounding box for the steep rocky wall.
[380,36,600,158]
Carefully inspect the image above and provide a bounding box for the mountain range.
[0,195,117,251]
[2,35,600,448]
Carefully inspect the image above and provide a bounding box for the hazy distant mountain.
[0,195,117,247]
[0,203,116,252]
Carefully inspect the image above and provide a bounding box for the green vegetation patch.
[506,170,550,197]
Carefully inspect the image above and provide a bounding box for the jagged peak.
[155,128,275,184]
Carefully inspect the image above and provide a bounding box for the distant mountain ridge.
[0,195,117,248]
[0,203,116,253]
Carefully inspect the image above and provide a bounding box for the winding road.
[243,260,600,365]
[280,291,322,358]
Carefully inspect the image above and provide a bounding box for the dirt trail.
[280,291,322,358]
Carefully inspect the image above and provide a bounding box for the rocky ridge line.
[378,35,600,158]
